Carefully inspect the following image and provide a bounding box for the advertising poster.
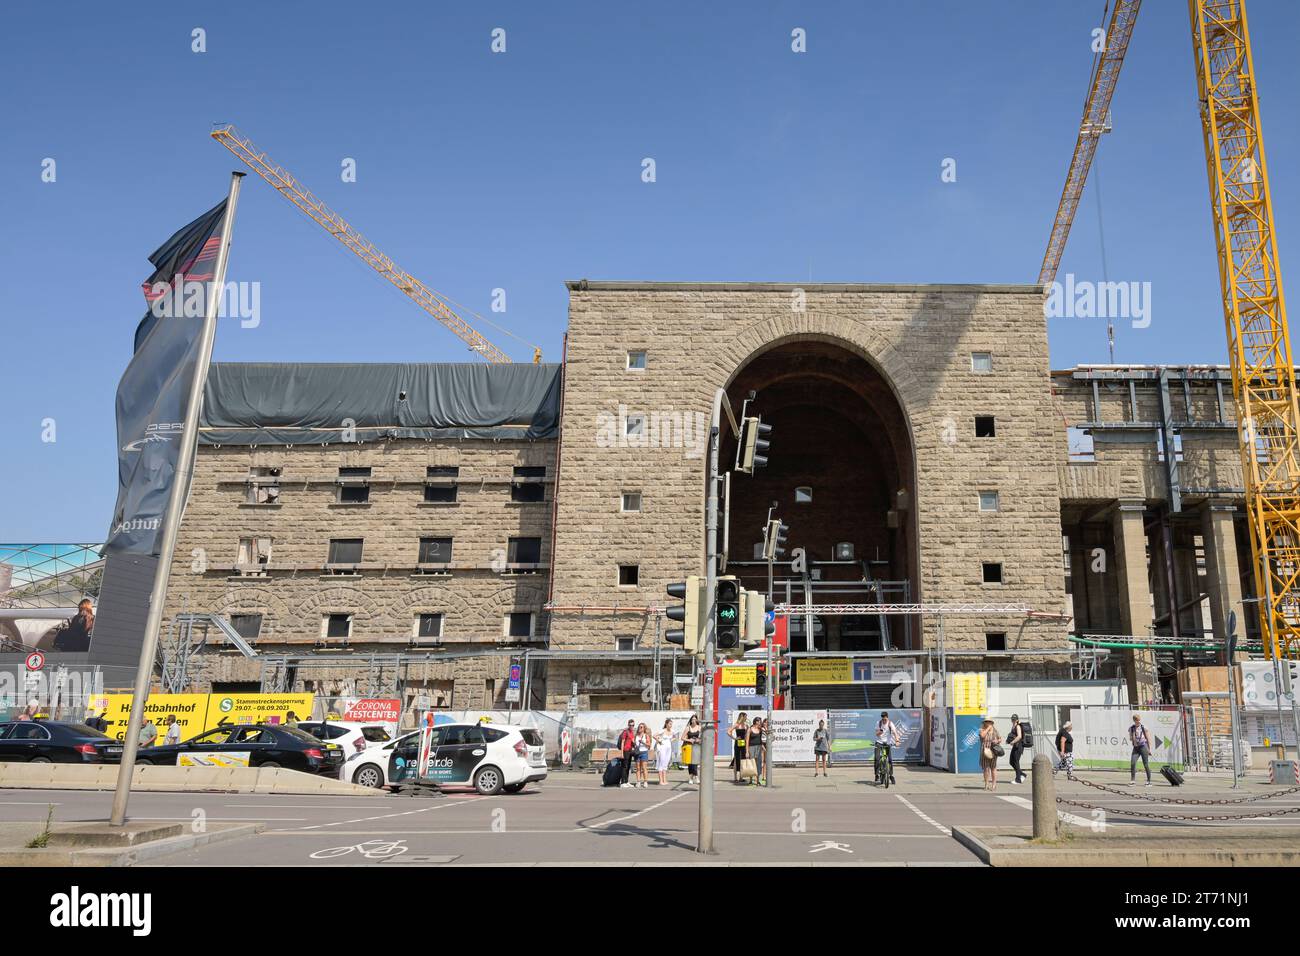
[950,673,987,715]
[766,709,829,763]
[717,686,763,757]
[86,693,209,743]
[721,666,757,686]
[1070,708,1185,770]
[826,709,924,763]
[954,714,986,773]
[178,751,251,768]
[795,658,852,685]
[1240,661,1296,713]
[929,707,952,770]
[204,693,314,729]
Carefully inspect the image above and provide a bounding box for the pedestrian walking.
[138,716,158,749]
[163,714,181,746]
[617,718,637,788]
[634,722,652,788]
[1128,713,1152,786]
[1006,714,1027,784]
[728,713,750,783]
[748,717,766,785]
[682,715,702,785]
[1053,721,1075,779]
[655,718,675,786]
[979,718,1002,792]
[813,719,831,776]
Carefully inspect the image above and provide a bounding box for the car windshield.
[361,727,391,743]
[518,729,543,746]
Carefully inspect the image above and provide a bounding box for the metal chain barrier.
[1068,774,1300,805]
[1057,795,1300,822]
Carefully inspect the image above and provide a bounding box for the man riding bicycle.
[874,711,902,786]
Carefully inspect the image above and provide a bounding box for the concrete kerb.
[0,762,375,795]
[953,824,1300,867]
[0,821,264,867]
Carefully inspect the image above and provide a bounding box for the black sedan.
[135,723,345,774]
[0,721,123,763]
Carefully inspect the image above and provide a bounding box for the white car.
[348,722,547,794]
[296,721,392,783]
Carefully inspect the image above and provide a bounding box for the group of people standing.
[726,713,769,785]
[615,716,704,788]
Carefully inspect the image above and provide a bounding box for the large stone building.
[89,282,1253,713]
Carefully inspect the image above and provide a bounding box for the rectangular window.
[508,537,542,564]
[511,466,546,503]
[795,486,813,504]
[978,491,1000,512]
[621,492,642,512]
[626,350,647,370]
[625,414,645,438]
[236,537,272,568]
[424,484,457,503]
[982,562,1004,584]
[337,466,372,504]
[618,564,640,586]
[418,537,452,564]
[975,416,996,438]
[424,466,459,503]
[416,613,443,639]
[1068,426,1096,463]
[616,637,635,652]
[327,538,364,566]
[985,632,1007,651]
[247,466,281,504]
[971,352,993,373]
[229,614,263,640]
[323,613,352,639]
[506,612,533,638]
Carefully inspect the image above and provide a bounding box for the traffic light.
[778,655,792,697]
[756,662,768,696]
[665,575,704,655]
[762,518,789,561]
[737,416,772,474]
[741,588,775,648]
[715,576,742,649]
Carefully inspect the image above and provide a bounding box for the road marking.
[577,790,690,830]
[261,828,949,838]
[997,794,1093,828]
[290,795,490,831]
[0,801,64,806]
[894,794,952,836]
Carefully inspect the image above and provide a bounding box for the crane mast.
[211,123,524,364]
[1190,0,1300,661]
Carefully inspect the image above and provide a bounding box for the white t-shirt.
[874,720,897,745]
[164,723,181,745]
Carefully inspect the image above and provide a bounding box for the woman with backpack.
[979,718,1003,792]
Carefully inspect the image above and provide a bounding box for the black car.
[0,720,123,763]
[136,723,345,774]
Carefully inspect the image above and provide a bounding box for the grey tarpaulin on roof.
[198,363,561,445]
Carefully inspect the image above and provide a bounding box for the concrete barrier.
[0,762,376,795]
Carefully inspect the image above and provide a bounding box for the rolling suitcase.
[1160,765,1184,786]
[603,757,623,787]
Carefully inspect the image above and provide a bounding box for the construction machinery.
[211,123,540,364]
[1041,0,1297,662]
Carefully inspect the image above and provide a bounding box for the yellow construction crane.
[1042,0,1297,661]
[1190,0,1299,662]
[211,123,541,364]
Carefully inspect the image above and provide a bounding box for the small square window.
[1068,426,1096,463]
[621,492,642,512]
[415,613,443,639]
[971,352,993,373]
[508,537,542,564]
[511,466,546,503]
[229,614,263,640]
[982,562,1004,584]
[327,538,363,565]
[506,612,533,638]
[979,491,1000,512]
[975,416,996,438]
[337,467,372,503]
[424,484,457,503]
[323,613,352,639]
[418,537,452,564]
[616,637,635,652]
[427,466,459,478]
[625,414,646,438]
[985,632,1007,651]
[626,350,647,370]
[619,564,640,586]
[794,486,813,504]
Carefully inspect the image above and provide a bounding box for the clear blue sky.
[2,1,1299,541]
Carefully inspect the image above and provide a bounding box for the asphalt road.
[5,770,1300,865]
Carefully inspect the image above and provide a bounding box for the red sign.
[343,698,401,723]
[24,651,45,672]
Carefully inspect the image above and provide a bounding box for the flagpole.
[110,172,245,826]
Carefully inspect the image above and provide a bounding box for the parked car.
[136,723,345,774]
[345,730,419,789]
[387,722,547,795]
[0,720,123,763]
[298,720,392,758]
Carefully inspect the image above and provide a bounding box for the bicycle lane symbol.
[310,839,409,861]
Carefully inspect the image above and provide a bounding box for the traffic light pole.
[698,389,725,855]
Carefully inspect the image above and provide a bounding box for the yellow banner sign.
[721,666,757,686]
[178,751,251,768]
[205,693,314,729]
[951,673,987,716]
[795,658,853,686]
[84,693,314,742]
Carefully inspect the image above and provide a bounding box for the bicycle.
[874,744,894,789]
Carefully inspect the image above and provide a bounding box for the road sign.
[24,651,44,672]
[506,663,522,703]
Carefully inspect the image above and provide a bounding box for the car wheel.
[260,761,281,770]
[474,765,504,795]
[29,756,52,764]
[353,764,384,789]
[503,782,527,794]
[136,758,153,766]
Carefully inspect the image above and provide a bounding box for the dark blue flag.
[104,199,228,555]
